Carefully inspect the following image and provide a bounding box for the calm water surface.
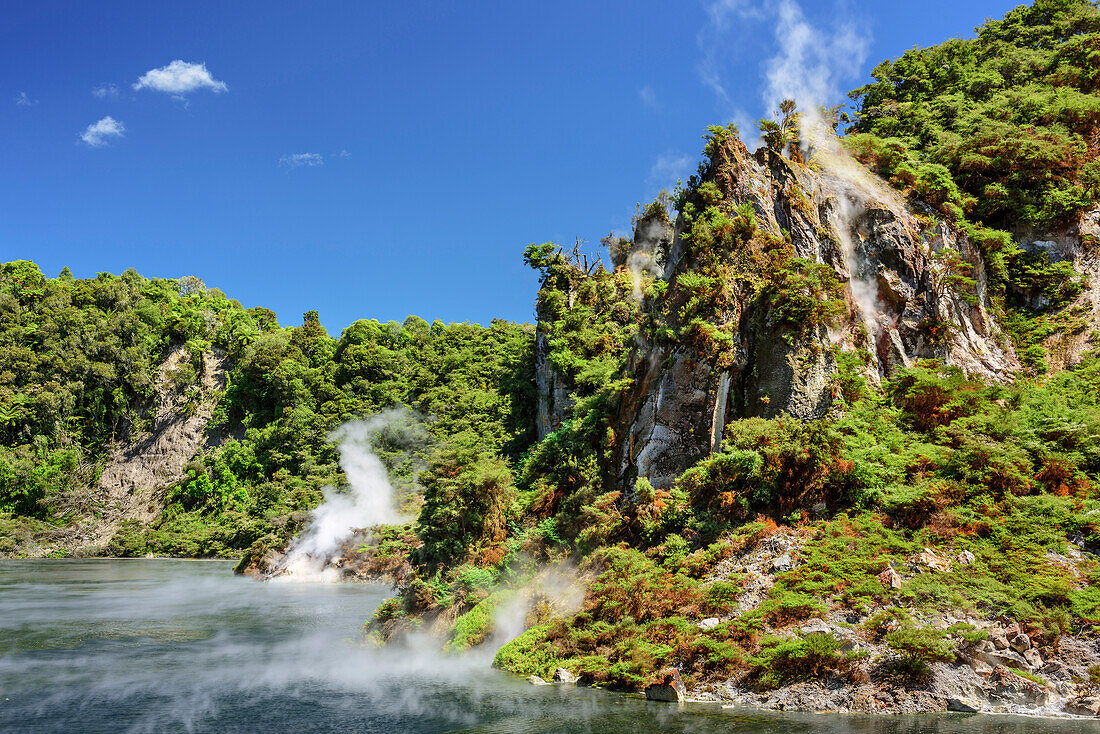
[0,559,1094,733]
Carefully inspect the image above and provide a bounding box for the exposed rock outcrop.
[685,528,1100,718]
[57,345,228,554]
[602,136,1020,491]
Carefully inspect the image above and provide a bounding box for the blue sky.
[3,0,1019,334]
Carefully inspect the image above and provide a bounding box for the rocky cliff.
[33,344,228,556]
[539,131,1030,492]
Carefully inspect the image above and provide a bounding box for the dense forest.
[0,264,534,556]
[3,0,1100,714]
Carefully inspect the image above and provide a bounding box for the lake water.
[0,559,1095,733]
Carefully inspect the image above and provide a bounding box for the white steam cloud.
[80,116,125,147]
[697,0,870,146]
[831,194,882,338]
[276,411,410,582]
[626,218,670,302]
[486,563,586,657]
[648,152,694,190]
[134,60,228,95]
[761,0,869,120]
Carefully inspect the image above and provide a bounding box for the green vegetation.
[849,0,1100,230]
[0,260,535,557]
[847,0,1100,369]
[3,0,1099,704]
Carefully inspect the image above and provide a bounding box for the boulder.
[1023,648,1043,669]
[976,648,1030,669]
[528,675,551,686]
[554,668,578,684]
[911,547,952,573]
[697,617,720,630]
[990,630,1010,650]
[947,697,982,713]
[772,554,793,573]
[957,550,976,566]
[1009,633,1031,653]
[645,669,686,703]
[989,666,1050,707]
[959,654,993,675]
[1065,696,1100,717]
[878,567,903,589]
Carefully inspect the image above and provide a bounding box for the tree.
[178,275,207,296]
[416,446,515,567]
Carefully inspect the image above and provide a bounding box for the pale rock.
[554,668,578,684]
[1023,648,1043,669]
[878,567,903,589]
[912,547,952,573]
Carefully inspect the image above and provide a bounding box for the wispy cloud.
[133,61,227,95]
[92,83,119,98]
[638,85,658,109]
[648,152,695,189]
[80,116,125,147]
[15,91,36,106]
[280,153,324,168]
[697,0,869,123]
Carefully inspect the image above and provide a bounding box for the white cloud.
[648,152,695,188]
[80,116,125,146]
[280,153,324,168]
[15,91,36,106]
[638,85,658,109]
[92,83,119,98]
[337,149,350,158]
[133,60,227,94]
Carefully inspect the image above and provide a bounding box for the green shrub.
[886,624,955,679]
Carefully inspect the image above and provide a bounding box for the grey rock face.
[592,136,1020,492]
[615,347,716,489]
[947,697,982,713]
[535,329,571,440]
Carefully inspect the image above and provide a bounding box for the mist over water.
[3,561,1097,733]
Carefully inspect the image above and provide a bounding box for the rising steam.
[276,409,419,582]
[831,193,882,341]
[626,219,669,302]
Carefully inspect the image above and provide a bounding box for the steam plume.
[276,409,418,581]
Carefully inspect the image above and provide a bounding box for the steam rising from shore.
[276,410,416,582]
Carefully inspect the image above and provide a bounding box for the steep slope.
[611,133,1021,491]
[78,345,228,551]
